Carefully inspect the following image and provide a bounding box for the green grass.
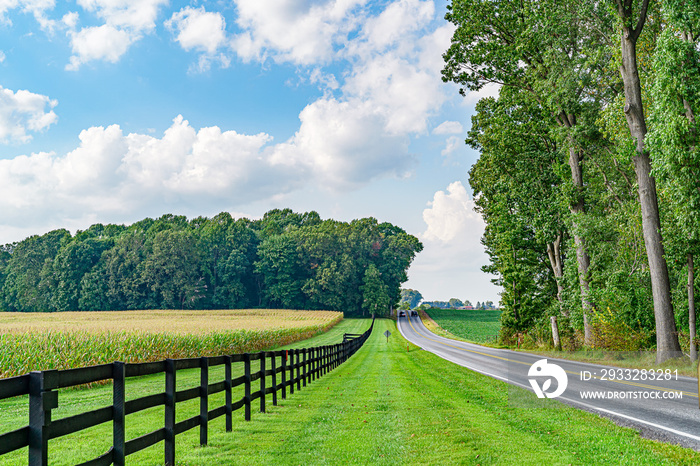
[180,319,700,465]
[425,308,502,344]
[3,318,699,465]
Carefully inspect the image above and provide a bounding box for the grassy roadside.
[181,319,700,465]
[423,309,700,377]
[0,318,369,465]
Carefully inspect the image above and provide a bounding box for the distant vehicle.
[398,310,406,317]
[411,310,418,317]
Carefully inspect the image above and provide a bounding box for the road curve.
[397,313,700,450]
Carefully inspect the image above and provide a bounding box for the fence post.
[309,348,318,383]
[302,349,307,388]
[225,355,232,432]
[244,353,251,421]
[290,350,296,394]
[318,347,323,377]
[271,352,278,406]
[323,346,328,375]
[164,359,176,466]
[200,357,209,446]
[29,370,57,466]
[296,350,301,391]
[113,362,126,466]
[281,350,287,400]
[260,352,266,413]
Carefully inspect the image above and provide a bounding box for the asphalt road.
[397,313,700,450]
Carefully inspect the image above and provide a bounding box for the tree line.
[0,209,422,317]
[443,0,700,361]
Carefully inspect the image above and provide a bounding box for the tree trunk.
[551,315,562,351]
[689,254,697,361]
[546,233,567,317]
[617,6,681,363]
[565,142,593,345]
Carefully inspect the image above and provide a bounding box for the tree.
[467,88,563,333]
[400,289,423,309]
[361,264,390,317]
[647,0,700,360]
[254,233,309,309]
[144,229,203,309]
[51,237,112,311]
[610,0,681,361]
[443,0,615,342]
[2,229,70,312]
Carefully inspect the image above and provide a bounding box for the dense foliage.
[0,209,422,316]
[443,0,700,359]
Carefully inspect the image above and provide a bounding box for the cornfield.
[0,309,342,378]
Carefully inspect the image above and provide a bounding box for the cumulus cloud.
[341,2,453,135]
[0,116,294,231]
[405,181,500,302]
[0,108,420,238]
[270,97,413,189]
[0,85,58,144]
[66,0,168,69]
[231,0,365,65]
[165,6,230,72]
[0,0,56,30]
[422,181,482,243]
[66,25,133,69]
[166,7,227,54]
[433,120,463,135]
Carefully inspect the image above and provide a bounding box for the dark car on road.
[398,310,406,317]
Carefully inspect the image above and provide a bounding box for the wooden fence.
[0,318,374,465]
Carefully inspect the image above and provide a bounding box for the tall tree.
[647,0,700,360]
[611,0,681,361]
[443,0,613,342]
[361,264,390,317]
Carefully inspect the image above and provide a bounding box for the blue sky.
[0,0,501,304]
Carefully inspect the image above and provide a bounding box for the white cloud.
[61,11,78,29]
[0,50,5,62]
[0,109,419,240]
[66,0,168,69]
[166,7,227,54]
[270,97,413,189]
[165,6,231,72]
[463,81,501,104]
[404,181,501,302]
[0,85,58,144]
[0,116,297,236]
[0,0,56,30]
[341,1,452,135]
[77,0,165,31]
[441,135,461,157]
[349,0,434,56]
[66,25,133,69]
[433,120,463,135]
[231,0,365,65]
[422,181,482,243]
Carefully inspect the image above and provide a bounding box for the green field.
[3,318,699,465]
[425,308,502,344]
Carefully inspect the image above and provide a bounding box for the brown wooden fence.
[0,318,374,465]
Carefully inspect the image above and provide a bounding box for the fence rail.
[0,318,374,466]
